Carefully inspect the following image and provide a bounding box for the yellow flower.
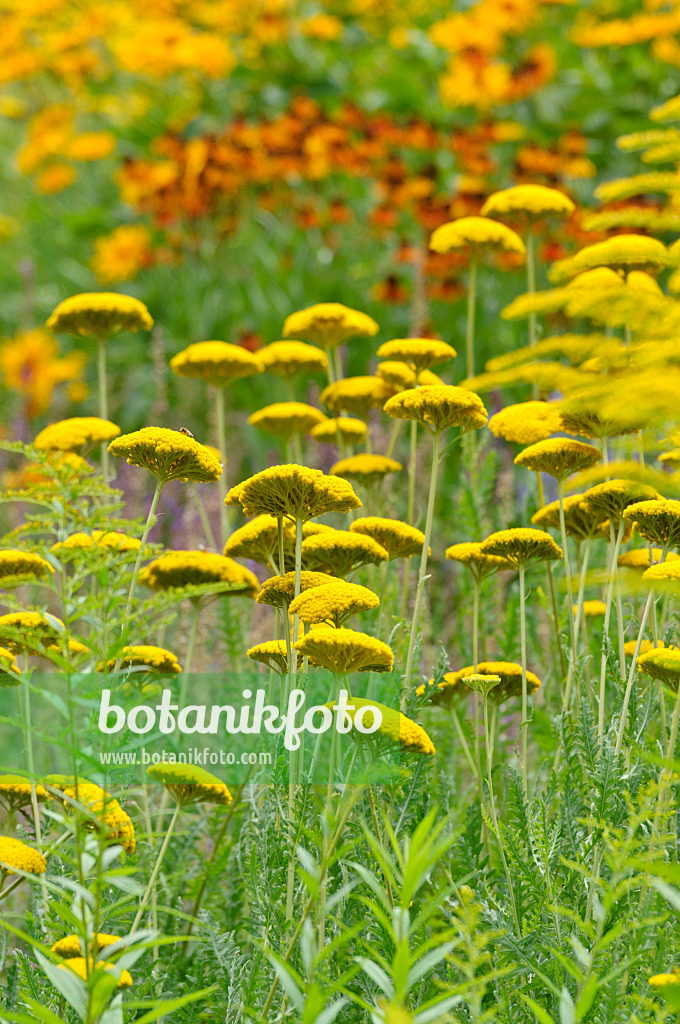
[259,340,328,378]
[52,933,120,958]
[349,517,425,560]
[301,529,389,577]
[488,401,565,445]
[47,292,153,339]
[575,600,607,617]
[170,340,262,387]
[91,225,152,285]
[637,648,680,690]
[0,647,20,686]
[487,334,619,373]
[223,515,281,566]
[324,696,435,755]
[549,235,675,283]
[430,216,526,257]
[249,402,327,439]
[108,427,222,484]
[282,303,379,350]
[376,362,443,391]
[146,762,232,807]
[256,570,337,608]
[46,777,135,854]
[58,958,132,988]
[310,417,367,445]
[559,401,642,441]
[625,639,666,657]
[0,775,46,811]
[99,645,182,675]
[0,328,86,417]
[246,640,289,674]
[480,528,562,568]
[481,184,575,220]
[648,969,680,1012]
[295,627,393,673]
[34,417,121,454]
[584,481,661,522]
[642,562,680,587]
[0,837,46,876]
[330,454,402,486]
[320,376,394,420]
[138,551,258,595]
[618,548,680,571]
[93,531,141,552]
[289,581,379,626]
[0,611,65,654]
[624,499,680,548]
[0,550,54,585]
[376,338,457,372]
[420,661,542,704]
[226,464,361,521]
[514,438,601,480]
[445,542,511,581]
[383,385,488,434]
[532,495,609,540]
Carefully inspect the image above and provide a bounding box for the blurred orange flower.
[0,329,86,417]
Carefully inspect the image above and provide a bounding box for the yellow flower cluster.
[482,184,575,219]
[52,933,121,958]
[445,542,511,579]
[58,958,132,988]
[0,611,65,654]
[259,341,328,378]
[383,385,488,433]
[223,515,281,565]
[34,416,121,453]
[301,529,389,576]
[246,640,288,674]
[170,341,262,387]
[577,600,607,618]
[0,550,54,584]
[619,548,680,571]
[514,437,601,480]
[330,454,402,484]
[480,528,562,568]
[0,775,46,810]
[324,696,435,755]
[51,531,141,554]
[532,496,608,540]
[320,376,394,419]
[47,292,153,339]
[139,551,258,595]
[584,481,660,521]
[430,216,526,256]
[226,464,361,521]
[47,778,135,854]
[289,581,379,626]
[376,338,457,371]
[295,627,394,673]
[637,647,680,689]
[249,402,327,439]
[349,517,425,560]
[256,570,336,608]
[310,417,367,444]
[0,836,47,876]
[488,401,565,445]
[623,498,680,547]
[549,235,674,283]
[422,661,542,704]
[100,645,182,674]
[0,648,20,685]
[376,362,443,391]
[108,427,222,484]
[146,762,232,806]
[283,303,379,349]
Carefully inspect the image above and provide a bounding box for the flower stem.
[131,802,180,933]
[536,471,566,679]
[215,385,229,545]
[519,563,529,793]
[597,519,625,752]
[483,692,521,935]
[123,478,164,624]
[97,339,110,483]
[465,260,477,380]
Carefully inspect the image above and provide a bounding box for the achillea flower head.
[330,454,402,485]
[532,495,609,540]
[637,648,680,690]
[256,571,337,608]
[350,517,425,560]
[324,696,435,754]
[47,292,152,339]
[584,481,662,522]
[376,338,457,372]
[383,385,487,433]
[642,561,680,584]
[0,611,65,654]
[138,551,258,596]
[45,777,135,853]
[289,581,379,626]
[480,528,562,568]
[430,216,526,257]
[310,417,367,444]
[648,969,680,1012]
[618,548,680,571]
[0,647,20,686]
[283,303,379,350]
[624,499,680,548]
[576,600,607,617]
[549,235,675,283]
[146,762,232,806]
[246,640,288,674]
[301,529,389,576]
[226,464,361,521]
[0,775,47,810]
[487,334,615,373]
[320,376,394,420]
[259,340,328,378]
[169,340,262,387]
[0,836,47,876]
[421,661,542,704]
[223,515,281,565]
[108,427,222,484]
[488,401,565,445]
[481,184,575,220]
[625,639,665,657]
[248,402,326,439]
[58,958,132,988]
[0,550,54,585]
[93,531,141,552]
[627,270,664,294]
[99,645,182,675]
[34,417,121,454]
[295,627,394,673]
[514,437,601,480]
[559,402,641,440]
[52,933,120,958]
[376,361,443,390]
[445,542,512,580]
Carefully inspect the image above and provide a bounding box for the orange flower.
[91,225,153,284]
[0,329,86,417]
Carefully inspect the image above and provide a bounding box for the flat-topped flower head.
[488,401,565,445]
[576,600,607,618]
[295,627,393,673]
[637,648,680,690]
[223,515,281,565]
[47,292,152,339]
[0,611,65,654]
[248,402,326,440]
[283,303,379,350]
[625,639,667,657]
[324,696,434,755]
[0,551,54,586]
[350,517,425,560]
[619,548,680,571]
[0,837,47,876]
[170,341,262,387]
[0,775,47,811]
[58,958,132,988]
[648,969,680,1012]
[289,581,379,626]
[559,402,642,440]
[301,529,389,577]
[146,762,232,806]
[52,933,121,959]
[514,438,601,481]
[50,531,141,555]
[320,376,393,420]
[246,640,289,674]
[310,416,367,445]
[624,499,680,548]
[532,495,608,540]
[430,216,526,258]
[256,571,337,609]
[480,528,562,569]
[45,777,135,853]
[376,338,457,372]
[99,645,182,675]
[259,340,328,378]
[34,417,121,454]
[642,562,680,585]
[481,184,575,221]
[421,660,542,705]
[376,361,443,390]
[0,647,20,687]
[383,385,488,434]
[226,464,361,521]
[445,542,512,580]
[549,235,675,283]
[138,551,258,596]
[584,481,661,522]
[108,427,222,484]
[330,454,402,486]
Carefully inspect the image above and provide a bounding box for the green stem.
[483,693,521,936]
[97,339,110,483]
[597,519,625,753]
[557,479,576,660]
[123,478,164,624]
[519,563,529,793]
[131,802,180,933]
[192,485,217,550]
[536,471,566,679]
[465,260,477,380]
[215,385,229,545]
[386,419,403,459]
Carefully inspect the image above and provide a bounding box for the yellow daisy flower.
[0,837,47,876]
[430,216,526,257]
[488,401,565,445]
[294,627,393,673]
[282,302,379,350]
[481,184,575,220]
[376,338,457,372]
[34,417,121,454]
[248,402,327,439]
[169,340,262,387]
[309,416,367,445]
[259,340,328,378]
[47,292,152,339]
[330,454,402,486]
[320,376,394,420]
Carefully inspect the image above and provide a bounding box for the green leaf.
[521,994,555,1024]
[130,984,219,1023]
